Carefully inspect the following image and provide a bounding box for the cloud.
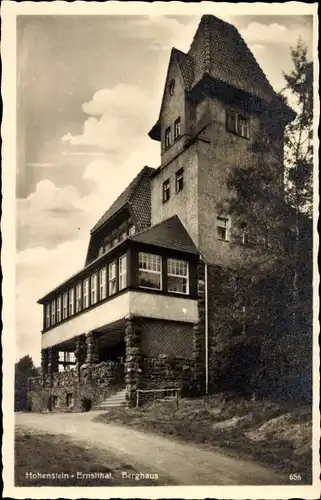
[121,15,200,53]
[240,22,302,46]
[61,83,158,153]
[16,180,92,250]
[16,239,88,364]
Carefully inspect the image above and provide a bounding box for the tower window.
[217,216,230,241]
[174,117,181,140]
[164,127,171,149]
[162,179,170,203]
[175,168,184,193]
[169,79,175,96]
[226,109,250,139]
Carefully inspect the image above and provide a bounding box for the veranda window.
[119,254,127,291]
[75,283,82,312]
[109,261,117,296]
[68,288,75,316]
[99,268,107,300]
[45,304,50,328]
[138,253,162,290]
[62,292,68,319]
[83,279,89,309]
[167,258,189,294]
[51,300,56,325]
[91,273,98,305]
[56,296,62,322]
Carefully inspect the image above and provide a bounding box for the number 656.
[289,473,302,481]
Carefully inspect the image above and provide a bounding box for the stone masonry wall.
[28,361,124,412]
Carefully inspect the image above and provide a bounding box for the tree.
[217,39,313,402]
[15,355,38,411]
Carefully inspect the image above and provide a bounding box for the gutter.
[200,254,209,395]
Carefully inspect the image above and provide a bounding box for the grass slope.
[94,394,312,484]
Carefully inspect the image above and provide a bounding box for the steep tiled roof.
[149,15,294,141]
[172,48,194,89]
[90,166,154,234]
[130,215,199,255]
[188,15,277,102]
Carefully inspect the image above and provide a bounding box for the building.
[28,14,295,411]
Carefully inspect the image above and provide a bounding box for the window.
[175,168,184,193]
[242,227,249,245]
[51,300,56,326]
[59,351,76,364]
[119,227,127,242]
[109,261,117,296]
[163,179,170,203]
[52,396,59,409]
[45,304,50,328]
[164,127,171,149]
[98,246,104,257]
[174,117,181,140]
[167,258,189,294]
[83,279,89,309]
[226,109,250,139]
[99,268,107,300]
[119,254,127,291]
[91,273,98,305]
[138,253,162,290]
[56,296,62,323]
[169,79,175,96]
[128,224,136,236]
[217,216,230,241]
[66,393,74,408]
[76,283,82,313]
[111,233,118,247]
[68,288,75,316]
[62,292,68,319]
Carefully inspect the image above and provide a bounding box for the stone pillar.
[41,349,49,384]
[85,332,99,364]
[124,315,141,407]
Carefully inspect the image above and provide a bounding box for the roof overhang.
[148,120,161,142]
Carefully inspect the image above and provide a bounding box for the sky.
[16,13,313,365]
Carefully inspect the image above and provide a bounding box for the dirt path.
[16,411,284,485]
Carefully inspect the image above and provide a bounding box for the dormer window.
[164,127,171,150]
[128,224,136,236]
[226,109,250,139]
[174,117,181,140]
[169,79,175,96]
[163,179,170,203]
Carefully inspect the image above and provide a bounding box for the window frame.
[175,168,184,193]
[138,252,162,291]
[99,267,107,300]
[56,296,62,323]
[119,254,127,291]
[109,261,117,296]
[62,292,68,320]
[90,273,98,305]
[51,300,56,326]
[83,278,89,309]
[68,288,75,317]
[164,126,171,150]
[216,216,230,242]
[167,258,189,295]
[45,304,51,328]
[174,117,181,140]
[75,283,82,313]
[162,178,170,203]
[226,109,250,139]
